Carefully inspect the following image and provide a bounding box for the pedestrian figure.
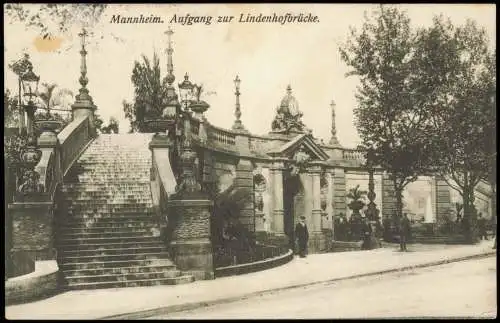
[361,218,373,250]
[477,213,488,240]
[295,216,309,258]
[399,213,411,252]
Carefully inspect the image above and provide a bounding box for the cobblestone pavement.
[154,257,497,319]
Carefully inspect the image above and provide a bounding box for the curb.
[101,250,496,320]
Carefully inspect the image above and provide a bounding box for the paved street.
[152,257,496,319]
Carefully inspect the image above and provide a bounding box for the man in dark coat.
[477,213,488,240]
[295,216,309,258]
[399,213,411,252]
[361,217,373,250]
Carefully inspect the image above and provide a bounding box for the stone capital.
[270,159,287,171]
[308,165,323,174]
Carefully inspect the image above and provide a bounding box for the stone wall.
[382,173,396,218]
[235,159,255,232]
[333,168,347,218]
[435,176,451,226]
[5,260,59,305]
[8,202,56,277]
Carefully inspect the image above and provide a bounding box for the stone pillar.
[310,165,322,231]
[382,172,396,219]
[8,202,56,277]
[333,168,347,218]
[270,159,285,234]
[435,175,451,227]
[309,164,328,253]
[325,170,334,232]
[168,199,214,280]
[235,159,255,232]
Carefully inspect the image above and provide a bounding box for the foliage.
[94,113,105,132]
[346,185,367,203]
[4,4,107,40]
[339,5,436,219]
[415,17,496,242]
[101,117,119,134]
[210,182,256,266]
[37,82,74,114]
[124,52,170,132]
[4,89,19,128]
[8,53,33,77]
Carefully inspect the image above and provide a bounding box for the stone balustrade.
[58,116,93,176]
[206,124,236,146]
[342,148,366,162]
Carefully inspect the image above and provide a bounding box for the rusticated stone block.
[168,199,214,280]
[8,202,56,276]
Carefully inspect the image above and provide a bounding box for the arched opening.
[283,173,304,249]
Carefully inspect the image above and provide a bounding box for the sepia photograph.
[3,3,496,319]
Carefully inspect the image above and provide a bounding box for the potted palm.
[346,185,367,241]
[347,185,367,217]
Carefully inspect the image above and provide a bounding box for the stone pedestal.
[168,199,214,280]
[8,202,56,277]
[72,97,97,137]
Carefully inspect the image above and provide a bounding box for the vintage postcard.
[4,3,496,319]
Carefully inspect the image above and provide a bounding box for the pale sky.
[4,4,496,148]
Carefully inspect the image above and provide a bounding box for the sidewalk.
[5,241,496,320]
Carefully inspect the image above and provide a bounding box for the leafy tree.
[94,113,105,132]
[4,89,19,128]
[101,117,119,134]
[37,82,74,115]
[125,52,170,132]
[123,100,139,133]
[339,5,434,220]
[418,18,496,242]
[4,4,107,42]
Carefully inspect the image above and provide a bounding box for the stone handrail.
[58,116,93,176]
[151,149,177,218]
[35,149,61,201]
[206,123,236,146]
[342,148,366,162]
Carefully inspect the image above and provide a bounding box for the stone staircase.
[57,134,194,290]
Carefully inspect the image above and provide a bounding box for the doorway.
[283,173,304,249]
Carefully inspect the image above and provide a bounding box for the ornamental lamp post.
[364,147,381,248]
[178,73,194,111]
[20,66,40,136]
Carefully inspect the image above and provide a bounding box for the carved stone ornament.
[290,146,311,176]
[18,169,44,193]
[271,85,307,133]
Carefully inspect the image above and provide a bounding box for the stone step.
[58,241,163,251]
[75,177,150,182]
[60,252,170,264]
[66,202,153,208]
[61,216,157,226]
[60,229,154,239]
[62,264,177,277]
[65,270,183,285]
[60,246,166,257]
[64,199,152,205]
[63,182,149,189]
[64,275,194,290]
[59,235,159,246]
[60,225,157,234]
[66,207,154,214]
[59,258,174,271]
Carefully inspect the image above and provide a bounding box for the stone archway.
[283,173,305,249]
